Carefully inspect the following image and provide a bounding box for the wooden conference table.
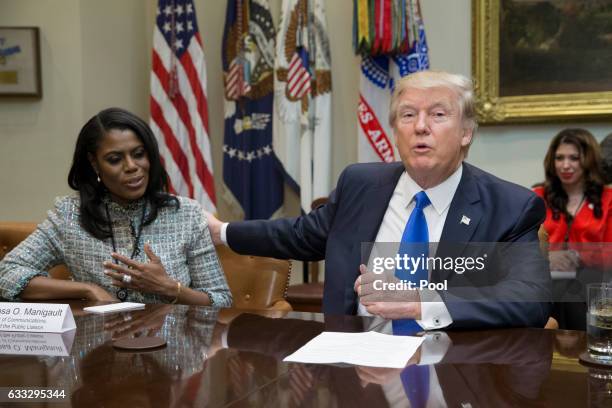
[0,301,607,407]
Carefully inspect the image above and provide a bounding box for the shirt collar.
[398,164,463,215]
[102,194,148,219]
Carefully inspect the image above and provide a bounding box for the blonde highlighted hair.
[388,70,478,133]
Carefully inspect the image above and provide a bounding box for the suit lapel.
[436,163,482,280]
[347,164,404,313]
[356,163,405,262]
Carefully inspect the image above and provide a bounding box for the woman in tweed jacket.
[0,108,232,307]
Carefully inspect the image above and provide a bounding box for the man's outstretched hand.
[204,211,224,246]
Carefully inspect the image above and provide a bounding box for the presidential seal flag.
[222,0,283,220]
[275,0,332,212]
[150,0,216,212]
[356,0,429,163]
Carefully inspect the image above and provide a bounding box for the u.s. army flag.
[357,0,429,163]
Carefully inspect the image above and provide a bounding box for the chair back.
[0,222,37,259]
[536,224,559,329]
[538,224,549,253]
[0,221,71,280]
[216,245,292,311]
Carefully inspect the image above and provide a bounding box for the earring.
[96,174,101,183]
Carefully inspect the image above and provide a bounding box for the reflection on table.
[0,302,605,407]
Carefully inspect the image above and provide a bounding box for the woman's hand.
[104,304,173,339]
[549,250,580,271]
[103,243,179,299]
[84,283,117,302]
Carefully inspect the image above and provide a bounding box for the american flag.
[225,58,251,101]
[150,0,216,212]
[287,47,312,99]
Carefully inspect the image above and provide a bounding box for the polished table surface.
[0,301,608,407]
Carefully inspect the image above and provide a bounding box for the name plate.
[0,303,76,333]
[0,330,75,356]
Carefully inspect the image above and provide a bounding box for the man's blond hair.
[388,70,478,134]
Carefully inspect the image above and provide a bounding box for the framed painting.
[473,0,612,124]
[0,27,42,98]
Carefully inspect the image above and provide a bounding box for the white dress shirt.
[357,165,463,329]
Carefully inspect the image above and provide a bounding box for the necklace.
[105,201,147,301]
[564,194,586,244]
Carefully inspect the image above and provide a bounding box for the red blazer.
[533,186,612,267]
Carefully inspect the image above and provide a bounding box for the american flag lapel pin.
[460,215,471,226]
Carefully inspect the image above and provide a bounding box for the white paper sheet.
[83,302,145,314]
[283,331,425,368]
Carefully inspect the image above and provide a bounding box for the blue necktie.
[392,319,430,408]
[392,191,431,408]
[395,191,431,283]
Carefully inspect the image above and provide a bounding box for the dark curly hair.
[67,107,178,239]
[542,128,605,221]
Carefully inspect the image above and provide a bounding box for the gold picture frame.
[472,0,612,124]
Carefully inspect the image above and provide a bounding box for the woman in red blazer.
[534,128,611,330]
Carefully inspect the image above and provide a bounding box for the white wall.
[0,0,150,220]
[80,0,149,120]
[1,0,610,223]
[0,0,83,220]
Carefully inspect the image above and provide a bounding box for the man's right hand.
[355,264,422,320]
[205,211,224,246]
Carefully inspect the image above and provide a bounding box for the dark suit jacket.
[228,162,552,328]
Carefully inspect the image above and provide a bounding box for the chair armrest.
[269,300,293,312]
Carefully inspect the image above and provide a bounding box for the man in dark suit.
[208,70,551,329]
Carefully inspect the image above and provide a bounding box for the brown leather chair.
[216,245,292,311]
[0,222,37,259]
[538,224,549,255]
[0,221,70,279]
